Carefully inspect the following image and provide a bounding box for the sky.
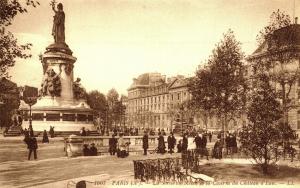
[8,0,300,95]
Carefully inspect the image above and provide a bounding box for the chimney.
[295,17,298,24]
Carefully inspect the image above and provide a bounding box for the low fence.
[133,157,206,184]
[133,148,300,184]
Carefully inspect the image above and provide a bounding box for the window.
[63,114,75,121]
[77,114,87,121]
[46,113,60,121]
[32,113,43,121]
[88,115,93,122]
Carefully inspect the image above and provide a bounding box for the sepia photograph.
[1,0,300,187]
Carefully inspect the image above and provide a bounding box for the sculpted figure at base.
[40,68,62,97]
[73,78,87,99]
[51,1,65,43]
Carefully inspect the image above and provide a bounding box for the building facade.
[127,73,190,131]
[126,73,233,132]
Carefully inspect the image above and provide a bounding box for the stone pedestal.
[20,43,95,133]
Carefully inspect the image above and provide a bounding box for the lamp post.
[24,97,37,134]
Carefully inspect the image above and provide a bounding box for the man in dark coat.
[182,134,188,153]
[194,133,202,151]
[157,133,166,154]
[83,144,90,156]
[90,143,98,156]
[27,136,38,160]
[49,126,55,138]
[109,134,118,155]
[212,138,223,159]
[42,130,49,143]
[200,133,208,159]
[177,140,182,153]
[167,132,176,154]
[142,131,149,155]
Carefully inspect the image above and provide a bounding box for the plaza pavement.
[0,135,300,188]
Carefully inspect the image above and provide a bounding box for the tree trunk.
[262,146,269,174]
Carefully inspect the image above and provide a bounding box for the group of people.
[82,143,98,156]
[141,132,188,155]
[107,133,130,158]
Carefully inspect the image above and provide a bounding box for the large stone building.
[126,73,233,132]
[127,73,190,131]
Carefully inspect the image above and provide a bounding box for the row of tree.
[86,88,126,129]
[188,10,298,174]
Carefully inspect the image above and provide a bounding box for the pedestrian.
[167,132,176,154]
[42,130,49,143]
[80,127,87,136]
[212,138,223,159]
[194,133,202,152]
[117,133,128,158]
[200,133,208,159]
[90,143,98,156]
[49,126,55,138]
[182,133,188,153]
[208,132,212,143]
[83,144,90,156]
[225,133,230,155]
[26,136,38,160]
[157,133,166,154]
[177,140,182,153]
[142,131,149,155]
[109,134,118,155]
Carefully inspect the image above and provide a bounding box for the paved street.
[1,136,300,188]
[0,136,182,187]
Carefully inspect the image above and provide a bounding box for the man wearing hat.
[109,134,118,155]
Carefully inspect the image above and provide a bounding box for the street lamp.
[25,97,37,132]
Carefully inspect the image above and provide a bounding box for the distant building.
[127,73,191,131]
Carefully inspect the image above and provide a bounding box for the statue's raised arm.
[51,1,65,43]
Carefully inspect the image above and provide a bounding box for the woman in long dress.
[157,133,166,154]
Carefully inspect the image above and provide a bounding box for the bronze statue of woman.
[51,2,65,43]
